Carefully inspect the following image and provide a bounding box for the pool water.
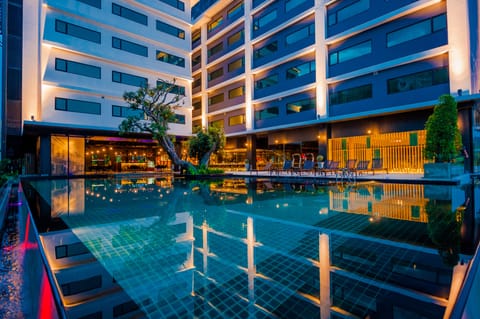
[21,176,479,319]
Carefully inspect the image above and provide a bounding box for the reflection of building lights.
[160,194,163,198]
[109,198,113,202]
[246,196,253,204]
[319,207,328,215]
[96,194,100,197]
[183,191,188,195]
[276,204,280,208]
[102,196,106,200]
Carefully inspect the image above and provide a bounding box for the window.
[156,51,185,67]
[193,100,201,111]
[61,276,102,297]
[210,119,224,128]
[328,0,369,26]
[329,40,371,65]
[228,57,244,72]
[387,14,447,47]
[286,60,315,79]
[255,106,279,120]
[113,301,140,318]
[112,37,148,57]
[286,0,308,12]
[55,20,101,43]
[254,41,278,59]
[156,20,185,39]
[55,242,90,259]
[329,84,372,105]
[208,16,223,33]
[77,0,101,9]
[172,114,186,124]
[208,42,223,57]
[192,54,201,68]
[156,80,185,95]
[286,98,315,114]
[229,114,245,126]
[253,9,277,30]
[208,68,224,81]
[228,86,245,99]
[192,30,201,46]
[255,74,278,89]
[193,75,201,89]
[387,67,449,94]
[55,97,101,115]
[55,58,101,79]
[228,2,244,19]
[158,0,185,11]
[228,30,244,46]
[112,105,144,118]
[209,93,224,105]
[112,71,147,87]
[286,23,314,45]
[112,3,147,25]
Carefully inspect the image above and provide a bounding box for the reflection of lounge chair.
[251,161,275,175]
[370,158,388,175]
[279,160,293,175]
[319,160,339,176]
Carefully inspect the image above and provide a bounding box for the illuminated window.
[228,30,244,46]
[286,98,315,114]
[208,68,224,81]
[156,50,185,67]
[229,114,245,126]
[228,86,245,99]
[228,57,244,72]
[208,16,223,33]
[209,93,224,105]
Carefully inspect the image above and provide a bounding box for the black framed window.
[228,86,245,99]
[156,20,185,39]
[253,9,277,31]
[209,93,224,105]
[156,51,185,67]
[55,58,101,79]
[229,114,245,126]
[112,3,148,25]
[112,105,144,118]
[387,67,448,94]
[254,41,278,59]
[55,97,101,115]
[285,23,314,45]
[387,14,447,47]
[208,16,223,33]
[255,74,278,89]
[228,3,244,19]
[112,37,148,57]
[55,19,101,43]
[286,60,315,79]
[112,71,147,87]
[329,40,371,65]
[228,57,244,72]
[328,0,369,26]
[158,0,185,11]
[255,106,279,120]
[208,68,224,81]
[76,0,101,9]
[208,42,223,57]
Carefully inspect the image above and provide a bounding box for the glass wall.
[51,136,85,176]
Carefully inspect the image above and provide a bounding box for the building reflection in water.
[20,177,479,319]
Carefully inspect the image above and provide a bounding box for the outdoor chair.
[318,160,339,176]
[370,158,388,175]
[299,159,315,175]
[351,160,370,176]
[250,161,276,175]
[279,160,293,175]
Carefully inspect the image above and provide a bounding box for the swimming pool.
[21,176,479,319]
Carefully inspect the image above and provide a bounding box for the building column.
[200,24,209,128]
[447,0,472,95]
[314,0,328,119]
[244,0,254,131]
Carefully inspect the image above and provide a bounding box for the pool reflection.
[21,177,479,319]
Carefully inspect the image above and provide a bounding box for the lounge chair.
[318,160,339,176]
[351,160,370,176]
[250,161,276,175]
[279,160,293,175]
[299,159,315,175]
[370,158,388,175]
[335,159,357,180]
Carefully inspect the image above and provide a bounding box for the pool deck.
[1,172,479,318]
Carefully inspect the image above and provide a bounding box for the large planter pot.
[423,162,464,179]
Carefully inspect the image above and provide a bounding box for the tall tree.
[118,80,196,172]
[188,124,225,167]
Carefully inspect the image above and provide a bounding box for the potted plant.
[424,94,463,178]
[316,154,325,169]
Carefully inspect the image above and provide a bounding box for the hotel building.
[1,0,480,175]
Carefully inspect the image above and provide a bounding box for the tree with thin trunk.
[119,80,204,173]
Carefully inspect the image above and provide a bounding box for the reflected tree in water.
[425,200,463,266]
